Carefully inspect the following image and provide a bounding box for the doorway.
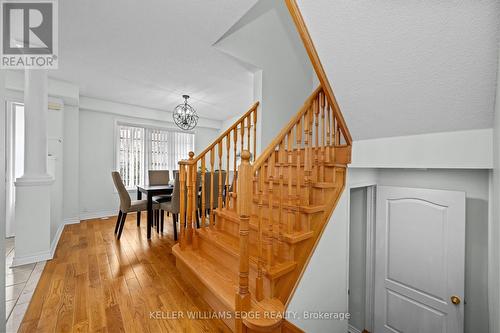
[348,185,466,333]
[5,102,24,239]
[348,186,375,333]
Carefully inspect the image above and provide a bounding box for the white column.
[13,69,54,267]
[21,69,51,179]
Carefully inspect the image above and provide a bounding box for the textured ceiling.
[50,0,258,120]
[297,0,499,140]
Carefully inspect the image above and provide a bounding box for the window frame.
[113,119,195,190]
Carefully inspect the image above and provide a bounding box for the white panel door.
[374,186,465,333]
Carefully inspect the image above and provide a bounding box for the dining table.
[136,184,173,239]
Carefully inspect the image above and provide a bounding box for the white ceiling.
[51,0,258,121]
[297,0,499,140]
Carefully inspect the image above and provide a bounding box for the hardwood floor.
[18,213,231,333]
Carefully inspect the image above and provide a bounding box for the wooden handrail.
[285,0,352,145]
[177,101,259,248]
[253,86,322,171]
[179,102,259,165]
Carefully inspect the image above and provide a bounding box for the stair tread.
[216,209,314,244]
[173,244,236,309]
[197,228,297,279]
[173,244,284,328]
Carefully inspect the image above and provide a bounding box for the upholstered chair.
[199,171,226,225]
[111,171,159,239]
[160,172,200,240]
[148,170,170,185]
[148,169,172,230]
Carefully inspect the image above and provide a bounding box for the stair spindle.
[314,97,320,182]
[253,110,257,161]
[192,157,198,248]
[247,115,251,152]
[326,102,331,164]
[278,141,286,261]
[320,92,326,182]
[295,117,303,233]
[201,156,206,229]
[226,133,230,208]
[240,122,244,161]
[303,109,311,206]
[256,168,264,301]
[210,147,215,227]
[186,152,195,245]
[287,129,295,235]
[218,142,223,226]
[266,153,274,269]
[233,127,238,200]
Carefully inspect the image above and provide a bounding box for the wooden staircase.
[172,2,352,331]
[172,87,351,332]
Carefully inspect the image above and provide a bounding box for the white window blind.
[147,128,169,170]
[166,131,195,173]
[118,125,144,188]
[117,124,194,188]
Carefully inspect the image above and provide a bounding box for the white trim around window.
[113,119,195,190]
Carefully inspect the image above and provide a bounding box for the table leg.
[147,193,152,239]
[137,190,142,227]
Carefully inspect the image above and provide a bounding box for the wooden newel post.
[179,163,187,249]
[186,151,195,245]
[235,150,252,331]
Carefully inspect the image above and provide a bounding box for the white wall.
[215,0,314,149]
[63,105,80,222]
[490,47,500,333]
[352,129,493,169]
[47,107,64,243]
[79,109,219,218]
[288,187,350,333]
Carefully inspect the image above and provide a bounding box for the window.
[117,124,194,189]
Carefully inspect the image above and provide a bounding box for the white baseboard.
[12,250,52,267]
[12,217,82,267]
[63,216,80,225]
[348,324,362,333]
[79,209,117,221]
[50,223,64,258]
[50,216,83,259]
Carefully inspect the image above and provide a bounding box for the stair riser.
[251,184,336,206]
[197,235,276,299]
[265,145,350,166]
[175,258,235,331]
[248,204,324,232]
[261,165,339,184]
[218,219,297,263]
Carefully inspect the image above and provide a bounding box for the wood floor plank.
[20,213,230,332]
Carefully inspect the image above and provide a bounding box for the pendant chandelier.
[173,95,199,131]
